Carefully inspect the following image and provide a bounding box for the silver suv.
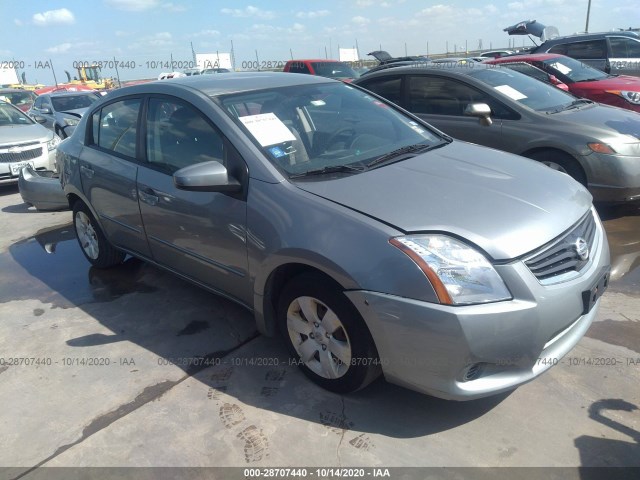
[57,73,610,400]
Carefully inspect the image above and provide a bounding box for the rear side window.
[610,37,640,58]
[359,76,403,106]
[90,98,141,158]
[549,39,606,59]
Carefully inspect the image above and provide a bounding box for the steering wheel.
[324,127,357,151]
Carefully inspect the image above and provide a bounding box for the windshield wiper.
[547,98,594,114]
[367,141,449,168]
[563,99,595,110]
[288,164,367,179]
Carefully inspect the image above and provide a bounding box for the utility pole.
[585,0,592,32]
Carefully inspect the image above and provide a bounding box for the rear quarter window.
[89,98,141,159]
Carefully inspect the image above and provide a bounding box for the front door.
[136,97,251,305]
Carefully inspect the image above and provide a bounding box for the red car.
[486,53,640,112]
[283,59,359,82]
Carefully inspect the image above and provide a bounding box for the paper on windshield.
[549,62,571,75]
[494,85,527,100]
[239,113,295,147]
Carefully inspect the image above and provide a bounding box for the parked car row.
[54,72,611,401]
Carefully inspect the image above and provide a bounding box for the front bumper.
[346,212,610,400]
[582,152,640,202]
[0,143,55,185]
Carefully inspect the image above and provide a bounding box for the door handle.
[80,164,94,179]
[138,187,159,206]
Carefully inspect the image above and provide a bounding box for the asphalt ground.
[0,184,638,480]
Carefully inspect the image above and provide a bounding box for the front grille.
[0,143,43,163]
[525,212,597,282]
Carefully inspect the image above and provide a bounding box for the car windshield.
[218,82,443,177]
[467,68,575,112]
[0,91,36,107]
[542,56,608,83]
[51,94,98,111]
[0,102,35,126]
[311,62,359,79]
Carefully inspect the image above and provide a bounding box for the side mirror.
[173,160,241,193]
[40,107,52,114]
[464,102,493,126]
[34,115,47,124]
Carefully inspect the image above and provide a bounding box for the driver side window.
[146,98,225,173]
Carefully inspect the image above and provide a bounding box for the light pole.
[585,0,592,33]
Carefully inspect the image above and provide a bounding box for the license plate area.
[10,161,34,175]
[582,268,610,315]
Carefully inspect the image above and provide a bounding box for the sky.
[1,0,639,83]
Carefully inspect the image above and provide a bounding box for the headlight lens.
[606,90,640,105]
[390,235,512,305]
[63,117,80,126]
[47,134,61,151]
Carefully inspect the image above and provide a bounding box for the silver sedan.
[57,73,610,400]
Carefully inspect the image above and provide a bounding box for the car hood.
[294,141,592,260]
[549,103,640,140]
[573,75,640,91]
[0,123,52,146]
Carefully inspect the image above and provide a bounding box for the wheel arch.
[520,146,588,185]
[254,258,359,337]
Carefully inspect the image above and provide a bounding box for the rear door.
[608,36,640,77]
[136,96,251,305]
[79,96,152,257]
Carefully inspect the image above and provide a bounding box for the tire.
[277,272,381,393]
[72,201,125,268]
[526,150,587,186]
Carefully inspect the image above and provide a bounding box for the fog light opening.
[463,363,484,382]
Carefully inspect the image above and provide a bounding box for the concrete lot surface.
[0,184,638,479]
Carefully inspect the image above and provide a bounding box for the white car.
[0,101,59,184]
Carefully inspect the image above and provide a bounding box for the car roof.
[113,72,336,97]
[357,63,494,79]
[47,91,99,97]
[542,30,639,44]
[0,88,32,93]
[288,59,344,63]
[487,53,562,63]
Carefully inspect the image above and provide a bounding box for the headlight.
[63,117,80,126]
[588,141,640,156]
[47,135,61,151]
[390,235,512,305]
[606,90,640,105]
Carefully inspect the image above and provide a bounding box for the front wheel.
[73,202,125,268]
[277,273,381,393]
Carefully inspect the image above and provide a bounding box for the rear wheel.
[526,150,587,186]
[277,273,381,393]
[73,202,125,268]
